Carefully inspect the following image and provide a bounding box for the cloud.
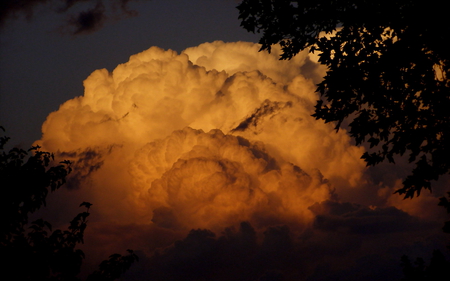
[58,147,107,189]
[0,0,49,27]
[308,200,421,234]
[34,41,449,280]
[38,41,366,228]
[115,209,441,281]
[68,2,106,35]
[129,127,331,232]
[1,0,146,34]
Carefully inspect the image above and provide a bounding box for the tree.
[87,250,139,281]
[0,128,137,280]
[0,128,71,246]
[439,192,450,236]
[400,250,450,281]
[237,0,450,198]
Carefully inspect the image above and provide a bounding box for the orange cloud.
[33,41,447,281]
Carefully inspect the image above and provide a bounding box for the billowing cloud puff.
[129,127,330,232]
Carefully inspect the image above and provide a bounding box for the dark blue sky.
[0,0,259,147]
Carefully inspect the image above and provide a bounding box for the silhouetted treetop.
[0,132,71,244]
[0,129,137,280]
[400,250,450,281]
[238,0,450,198]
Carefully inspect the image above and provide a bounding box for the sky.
[0,0,259,147]
[1,1,449,280]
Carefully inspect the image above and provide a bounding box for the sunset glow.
[33,41,447,280]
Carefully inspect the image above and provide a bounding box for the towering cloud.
[35,41,447,280]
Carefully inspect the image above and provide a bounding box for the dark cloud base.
[80,201,448,281]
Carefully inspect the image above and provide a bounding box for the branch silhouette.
[0,128,137,280]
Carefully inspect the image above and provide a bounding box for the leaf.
[80,201,93,209]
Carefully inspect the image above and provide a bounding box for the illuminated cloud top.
[37,41,366,227]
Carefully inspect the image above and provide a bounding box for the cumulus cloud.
[41,41,365,192]
[35,41,448,280]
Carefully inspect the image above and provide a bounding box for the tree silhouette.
[400,250,450,281]
[0,128,137,280]
[439,192,450,236]
[237,0,449,198]
[0,128,71,246]
[87,250,139,281]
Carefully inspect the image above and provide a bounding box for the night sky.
[1,1,449,281]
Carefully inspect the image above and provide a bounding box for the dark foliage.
[0,129,72,246]
[0,129,137,280]
[237,0,450,198]
[87,250,139,281]
[438,192,450,236]
[400,250,450,281]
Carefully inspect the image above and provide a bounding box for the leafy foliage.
[438,192,450,235]
[0,130,71,245]
[0,129,137,280]
[1,207,90,280]
[400,250,450,281]
[87,250,139,281]
[237,0,450,198]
